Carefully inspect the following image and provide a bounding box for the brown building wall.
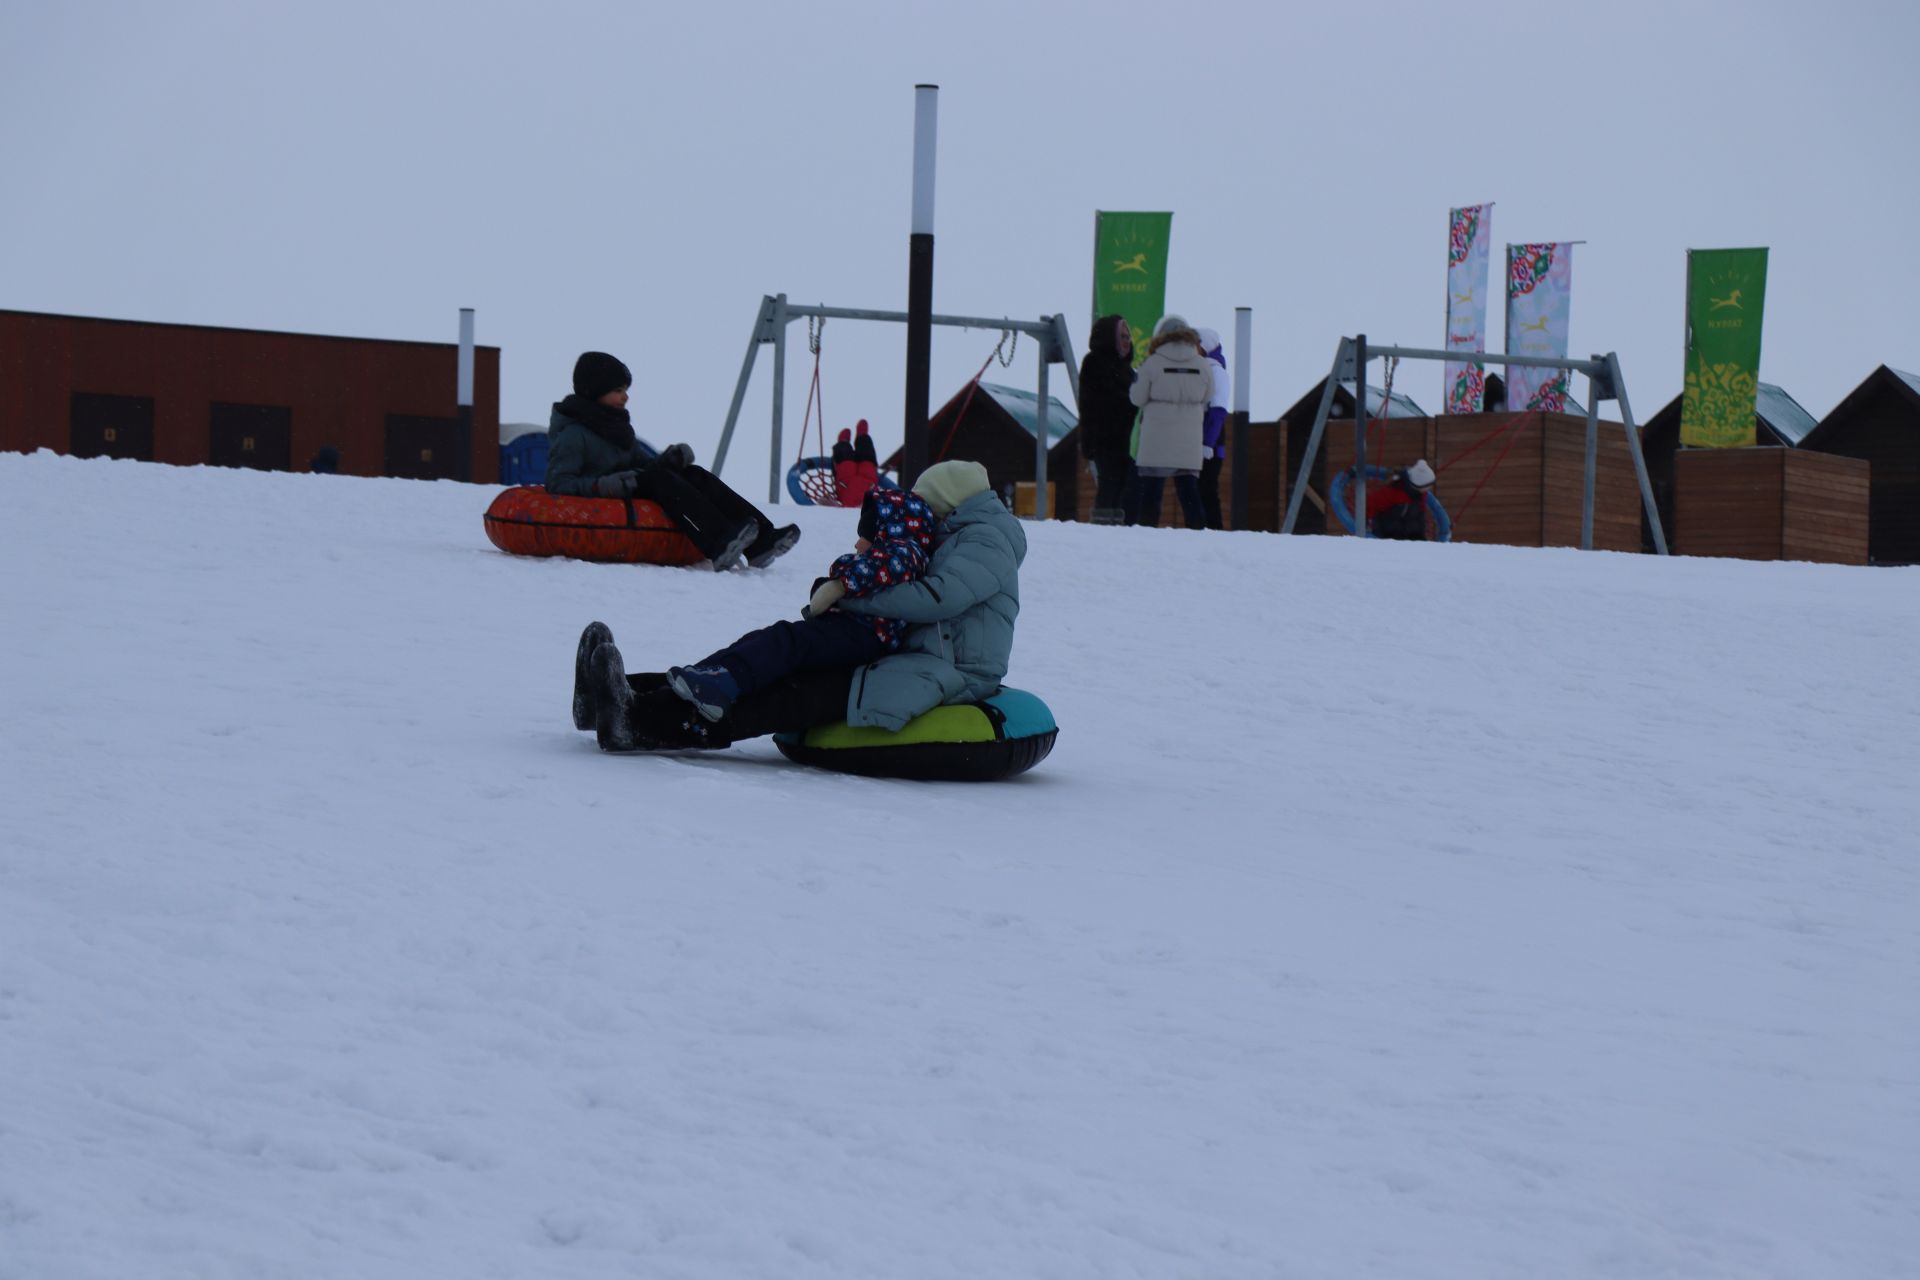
[1675,447,1869,564]
[0,310,500,483]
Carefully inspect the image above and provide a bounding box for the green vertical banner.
[1092,211,1173,368]
[1681,247,1769,448]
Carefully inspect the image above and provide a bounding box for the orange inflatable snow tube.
[483,486,706,566]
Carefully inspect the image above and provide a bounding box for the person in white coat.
[1127,314,1212,529]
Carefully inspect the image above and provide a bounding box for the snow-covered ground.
[3,449,1915,1279]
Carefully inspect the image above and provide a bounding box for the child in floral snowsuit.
[664,488,938,722]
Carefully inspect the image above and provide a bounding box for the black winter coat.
[1079,314,1137,459]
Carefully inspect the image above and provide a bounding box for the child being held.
[665,486,937,721]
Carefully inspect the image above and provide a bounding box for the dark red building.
[0,309,500,482]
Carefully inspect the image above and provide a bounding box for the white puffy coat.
[1127,336,1212,472]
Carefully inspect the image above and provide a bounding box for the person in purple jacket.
[1195,327,1231,530]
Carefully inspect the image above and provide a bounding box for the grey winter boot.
[591,642,641,752]
[1090,507,1125,526]
[573,621,614,730]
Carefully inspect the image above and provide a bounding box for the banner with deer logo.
[1681,248,1769,448]
[1505,243,1574,412]
[1444,204,1493,413]
[1092,212,1173,369]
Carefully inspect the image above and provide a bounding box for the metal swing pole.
[713,295,773,481]
[1034,332,1051,520]
[1230,307,1251,530]
[1581,360,1603,550]
[1353,334,1369,537]
[1282,336,1353,534]
[769,293,790,504]
[1607,350,1667,555]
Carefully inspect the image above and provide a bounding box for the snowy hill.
[3,449,1915,1279]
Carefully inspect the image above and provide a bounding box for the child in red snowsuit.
[832,419,881,507]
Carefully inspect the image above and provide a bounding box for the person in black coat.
[546,351,798,571]
[1078,314,1137,525]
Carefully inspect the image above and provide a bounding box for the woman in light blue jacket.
[576,460,1027,750]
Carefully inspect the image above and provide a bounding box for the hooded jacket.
[1128,330,1212,472]
[1078,314,1138,458]
[832,487,1026,731]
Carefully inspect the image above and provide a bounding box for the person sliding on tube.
[1366,458,1437,541]
[545,351,799,571]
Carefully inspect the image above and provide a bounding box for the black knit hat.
[572,351,632,400]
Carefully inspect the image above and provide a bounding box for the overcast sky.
[5,0,1915,493]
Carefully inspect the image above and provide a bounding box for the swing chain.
[993,327,1017,368]
[808,313,824,356]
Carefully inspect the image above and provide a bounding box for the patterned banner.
[1444,204,1493,413]
[1681,248,1769,448]
[1092,211,1173,369]
[1505,242,1574,412]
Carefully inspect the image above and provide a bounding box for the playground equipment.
[1282,335,1668,553]
[712,294,1081,515]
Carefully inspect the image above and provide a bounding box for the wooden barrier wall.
[1310,413,1641,550]
[1674,448,1869,564]
[1063,419,1287,531]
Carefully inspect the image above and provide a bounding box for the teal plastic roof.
[1338,382,1427,418]
[1755,382,1818,445]
[979,382,1078,442]
[1893,368,1920,400]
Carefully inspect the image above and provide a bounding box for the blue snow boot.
[665,662,739,722]
[573,620,614,731]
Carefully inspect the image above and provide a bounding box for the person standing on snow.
[1078,314,1137,525]
[1128,315,1211,530]
[545,350,799,571]
[1194,327,1231,530]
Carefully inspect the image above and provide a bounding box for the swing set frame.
[713,293,1082,513]
[1282,335,1670,554]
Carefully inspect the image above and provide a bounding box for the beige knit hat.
[912,459,991,517]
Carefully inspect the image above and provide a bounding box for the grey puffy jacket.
[832,489,1026,731]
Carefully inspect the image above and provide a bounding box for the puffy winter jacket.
[832,489,1026,731]
[544,403,657,497]
[1196,327,1231,460]
[1128,335,1212,472]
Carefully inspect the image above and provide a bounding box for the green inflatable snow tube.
[774,687,1058,782]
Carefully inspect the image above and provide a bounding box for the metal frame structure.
[713,293,1082,515]
[1280,336,1669,554]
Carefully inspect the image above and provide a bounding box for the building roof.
[1640,381,1817,448]
[1800,364,1920,450]
[1754,383,1819,446]
[1338,382,1428,418]
[976,382,1078,442]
